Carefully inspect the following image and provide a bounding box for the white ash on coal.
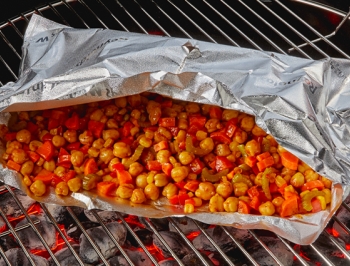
[158,259,178,266]
[48,245,80,266]
[0,235,18,251]
[108,255,128,266]
[66,221,100,243]
[182,253,214,266]
[124,249,153,266]
[125,227,154,247]
[0,248,48,266]
[138,217,169,231]
[169,217,209,235]
[0,189,36,217]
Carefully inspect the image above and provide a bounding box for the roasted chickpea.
[156,150,171,164]
[154,132,167,143]
[18,111,29,121]
[259,201,275,216]
[178,118,188,130]
[136,173,148,188]
[158,127,172,140]
[139,136,152,148]
[171,166,189,182]
[115,97,127,108]
[200,138,214,151]
[252,125,267,137]
[79,131,94,145]
[12,149,28,164]
[245,139,261,157]
[16,129,31,144]
[67,177,82,192]
[216,180,233,198]
[215,144,231,156]
[108,157,120,172]
[6,140,22,154]
[234,130,248,144]
[20,160,34,176]
[90,109,104,121]
[106,119,118,129]
[63,130,77,143]
[321,176,332,189]
[178,151,195,165]
[205,119,220,133]
[129,162,143,177]
[127,94,141,107]
[184,203,195,213]
[196,130,207,141]
[54,166,67,177]
[23,175,32,187]
[116,184,134,199]
[223,197,239,212]
[113,142,131,158]
[43,160,56,172]
[102,129,120,141]
[88,147,99,158]
[71,151,84,167]
[272,196,284,210]
[55,182,69,196]
[91,138,104,150]
[209,193,225,212]
[30,180,46,196]
[130,188,146,204]
[195,182,216,200]
[131,109,141,120]
[290,172,305,188]
[185,103,200,113]
[303,169,319,182]
[233,182,248,197]
[162,183,178,199]
[144,183,160,200]
[104,105,118,116]
[154,173,169,187]
[222,110,239,121]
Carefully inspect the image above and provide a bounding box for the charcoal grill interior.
[1,0,350,265]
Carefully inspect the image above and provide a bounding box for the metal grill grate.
[1,0,350,265]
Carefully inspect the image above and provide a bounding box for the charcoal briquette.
[0,248,48,266]
[66,221,100,242]
[49,245,80,266]
[153,231,192,258]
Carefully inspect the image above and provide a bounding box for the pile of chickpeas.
[1,92,332,217]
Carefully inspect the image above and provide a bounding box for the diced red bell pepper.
[79,117,89,131]
[61,170,76,182]
[57,148,71,168]
[27,151,40,163]
[190,158,205,175]
[187,124,202,135]
[88,121,105,139]
[66,142,81,151]
[51,110,65,120]
[99,99,113,107]
[144,126,159,132]
[65,113,80,130]
[178,193,190,205]
[36,140,55,161]
[184,180,200,192]
[280,195,299,218]
[169,195,179,205]
[301,180,325,192]
[116,169,133,184]
[215,156,234,172]
[185,198,195,206]
[42,133,54,142]
[247,186,260,198]
[189,116,206,128]
[48,118,59,130]
[7,160,21,172]
[225,123,237,138]
[42,110,52,118]
[178,141,186,150]
[120,137,134,146]
[256,156,274,172]
[238,200,251,214]
[4,132,17,142]
[146,160,162,171]
[154,141,168,152]
[209,106,222,119]
[162,163,173,176]
[210,131,231,144]
[175,181,186,190]
[158,117,176,127]
[168,127,180,137]
[26,122,38,134]
[257,152,271,162]
[84,158,98,175]
[249,196,261,211]
[112,163,125,172]
[122,121,134,137]
[51,175,63,187]
[269,183,279,194]
[22,144,30,152]
[252,165,260,175]
[209,160,216,170]
[277,183,287,195]
[34,169,56,185]
[244,156,257,168]
[97,181,117,196]
[80,144,90,154]
[254,136,264,144]
[161,100,173,108]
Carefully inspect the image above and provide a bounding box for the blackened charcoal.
[182,253,214,266]
[138,217,169,231]
[16,214,57,250]
[224,227,252,245]
[0,248,48,266]
[153,231,192,259]
[0,189,36,217]
[126,228,154,247]
[159,259,178,266]
[66,221,100,242]
[84,210,119,223]
[169,217,209,235]
[46,205,74,228]
[125,249,153,266]
[79,222,127,264]
[192,226,235,253]
[49,245,80,266]
[108,255,129,266]
[258,236,293,266]
[0,235,18,251]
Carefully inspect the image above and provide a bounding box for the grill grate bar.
[7,19,23,38]
[0,220,41,238]
[115,0,148,34]
[144,218,185,266]
[3,185,61,265]
[66,206,111,265]
[309,244,336,266]
[91,210,136,266]
[167,217,212,266]
[324,230,350,261]
[34,8,45,17]
[182,0,239,47]
[332,216,350,235]
[0,31,21,59]
[275,234,310,266]
[150,0,193,39]
[62,0,90,28]
[274,0,350,59]
[0,209,36,265]
[78,0,109,29]
[0,244,10,266]
[48,2,70,26]
[95,0,129,31]
[248,230,284,266]
[133,0,170,37]
[220,226,259,266]
[192,220,235,266]
[41,203,86,266]
[167,0,217,43]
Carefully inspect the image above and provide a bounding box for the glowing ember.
[186,230,200,241]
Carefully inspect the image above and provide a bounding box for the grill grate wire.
[0,0,350,265]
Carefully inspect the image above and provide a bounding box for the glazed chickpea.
[199,138,214,151]
[63,130,77,143]
[195,182,216,200]
[290,172,305,188]
[12,149,28,164]
[154,173,169,187]
[139,136,152,148]
[16,129,31,144]
[321,176,332,189]
[104,105,118,117]
[131,109,141,120]
[156,150,171,164]
[205,119,220,133]
[43,160,56,172]
[116,184,134,199]
[184,203,195,214]
[192,197,203,207]
[38,130,49,142]
[102,129,120,141]
[259,201,275,216]
[99,148,114,164]
[148,107,161,126]
[162,183,178,199]
[171,166,189,182]
[108,157,120,172]
[233,182,248,197]
[130,188,146,204]
[177,112,187,120]
[136,173,148,188]
[322,188,331,204]
[23,175,32,187]
[113,142,132,158]
[158,127,172,140]
[252,125,266,137]
[144,183,160,200]
[216,180,233,198]
[28,140,43,152]
[55,182,69,196]
[93,138,105,149]
[154,132,167,143]
[281,167,296,177]
[129,162,143,177]
[71,151,84,167]
[144,130,154,139]
[30,180,46,196]
[6,141,22,154]
[103,138,114,148]
[196,130,207,141]
[209,193,225,212]
[54,166,67,177]
[67,177,82,192]
[245,140,261,157]
[79,131,94,145]
[215,144,231,157]
[222,110,239,121]
[304,169,319,182]
[18,111,29,121]
[272,196,284,208]
[20,161,34,176]
[115,97,127,108]
[88,147,100,158]
[185,103,200,113]
[178,151,195,165]
[234,130,248,144]
[127,94,141,107]
[90,109,104,121]
[106,119,118,129]
[178,118,188,130]
[223,197,239,212]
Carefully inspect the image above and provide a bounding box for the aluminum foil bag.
[0,14,348,244]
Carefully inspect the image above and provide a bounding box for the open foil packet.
[0,14,349,244]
